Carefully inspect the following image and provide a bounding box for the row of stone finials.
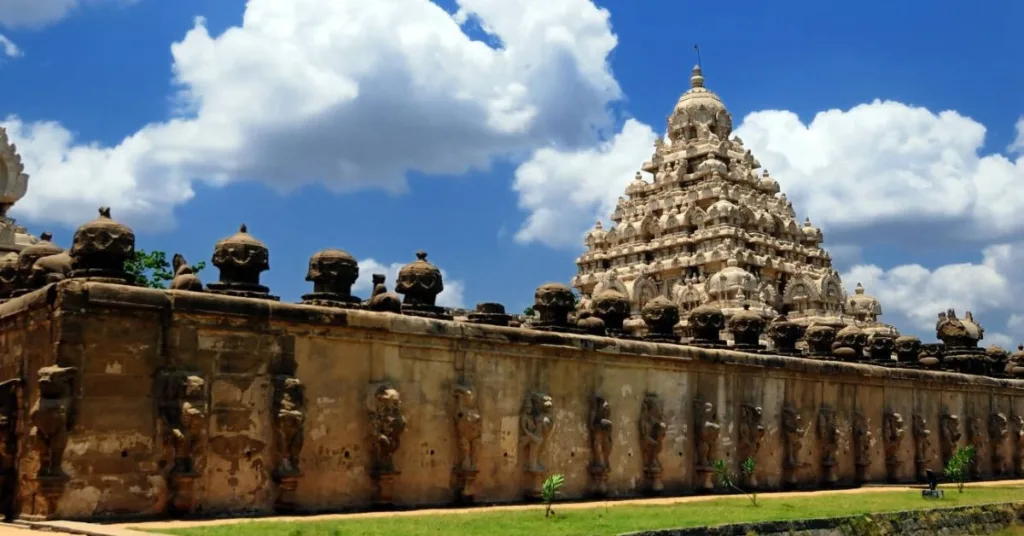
[3,208,1021,379]
[14,363,1024,519]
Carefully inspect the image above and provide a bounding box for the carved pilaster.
[587,395,613,496]
[883,411,904,482]
[912,413,932,482]
[853,410,872,483]
[940,413,962,466]
[368,383,405,505]
[817,406,839,485]
[693,396,720,491]
[640,393,667,494]
[737,403,764,487]
[520,391,554,499]
[966,415,985,480]
[452,383,481,501]
[782,404,804,487]
[158,371,207,517]
[990,412,1009,477]
[26,365,77,520]
[271,375,305,513]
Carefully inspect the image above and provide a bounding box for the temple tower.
[0,128,39,253]
[572,66,896,336]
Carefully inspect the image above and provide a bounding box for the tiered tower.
[572,66,896,336]
[0,128,39,253]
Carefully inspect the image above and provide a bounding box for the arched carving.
[783,275,820,305]
[632,276,659,310]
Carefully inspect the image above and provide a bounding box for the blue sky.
[1,0,1023,344]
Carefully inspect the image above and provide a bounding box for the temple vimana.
[0,67,1023,523]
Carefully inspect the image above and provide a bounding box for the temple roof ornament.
[573,65,897,339]
[0,128,38,254]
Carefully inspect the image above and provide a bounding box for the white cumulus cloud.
[354,258,466,309]
[0,0,137,29]
[4,0,621,230]
[0,34,20,57]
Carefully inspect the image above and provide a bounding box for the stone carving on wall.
[688,304,725,347]
[0,379,21,517]
[782,404,804,486]
[640,392,667,493]
[271,375,305,512]
[853,410,872,483]
[1014,416,1024,477]
[693,397,720,490]
[940,413,962,466]
[367,274,402,313]
[170,253,203,291]
[642,296,681,343]
[738,403,764,487]
[883,411,904,482]
[966,414,985,479]
[158,371,207,516]
[452,383,482,500]
[368,383,406,504]
[817,406,840,484]
[520,391,554,498]
[766,314,803,355]
[532,283,577,333]
[990,412,1009,476]
[29,365,77,519]
[588,395,613,495]
[912,413,932,482]
[867,334,896,362]
[832,326,867,362]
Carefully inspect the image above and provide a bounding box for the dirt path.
[115,479,1024,531]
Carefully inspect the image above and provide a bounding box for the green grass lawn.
[153,486,1024,536]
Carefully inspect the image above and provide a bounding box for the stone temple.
[573,65,897,339]
[0,76,1021,524]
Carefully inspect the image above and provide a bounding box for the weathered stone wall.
[4,281,1024,521]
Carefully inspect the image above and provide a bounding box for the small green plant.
[523,306,535,317]
[713,457,759,506]
[541,473,565,518]
[944,445,976,493]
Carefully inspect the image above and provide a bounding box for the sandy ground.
[110,479,1024,531]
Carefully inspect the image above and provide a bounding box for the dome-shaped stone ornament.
[804,324,836,358]
[366,274,401,314]
[986,345,1009,377]
[532,282,578,333]
[12,232,63,296]
[395,251,450,320]
[592,289,631,337]
[0,253,19,301]
[687,303,725,347]
[69,207,136,284]
[1005,345,1024,378]
[865,333,895,362]
[301,248,360,308]
[467,302,511,327]
[727,303,765,351]
[169,254,204,292]
[576,311,606,336]
[766,314,804,356]
[831,326,867,362]
[917,343,944,369]
[936,309,987,374]
[31,251,72,289]
[641,296,680,343]
[894,335,922,363]
[207,224,277,300]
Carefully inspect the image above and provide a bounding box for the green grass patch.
[151,486,1024,536]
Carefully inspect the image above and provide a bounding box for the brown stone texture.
[2,281,1024,522]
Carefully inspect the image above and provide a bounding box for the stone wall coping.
[9,280,1024,391]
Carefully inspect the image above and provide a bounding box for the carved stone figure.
[640,392,668,493]
[520,391,554,498]
[452,383,482,499]
[68,207,135,284]
[158,371,207,516]
[894,336,922,363]
[853,411,872,482]
[367,274,402,313]
[940,413,961,465]
[817,406,840,484]
[642,296,681,343]
[369,383,406,504]
[990,412,1009,476]
[301,248,360,308]
[170,253,203,291]
[207,224,277,300]
[804,325,836,358]
[576,310,606,335]
[687,304,725,347]
[912,413,932,482]
[782,404,804,486]
[588,395,613,495]
[11,232,61,297]
[694,397,720,490]
[883,411,904,481]
[395,251,450,319]
[967,415,985,479]
[1014,415,1024,477]
[30,366,77,479]
[271,375,304,512]
[532,283,577,333]
[0,379,21,517]
[738,403,764,486]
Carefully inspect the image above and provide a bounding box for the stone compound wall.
[3,281,1024,521]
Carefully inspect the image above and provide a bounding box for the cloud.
[5,0,621,230]
[0,0,136,29]
[354,259,466,309]
[0,34,21,57]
